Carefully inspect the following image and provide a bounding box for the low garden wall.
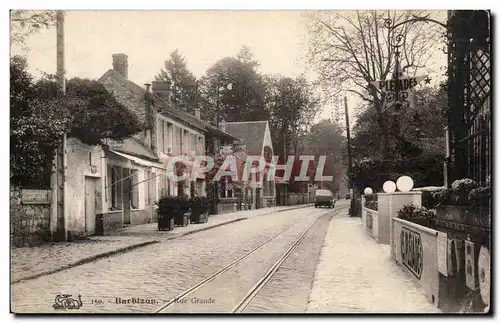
[363,207,378,241]
[10,188,52,247]
[392,217,440,307]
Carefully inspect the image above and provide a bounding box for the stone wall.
[10,189,51,247]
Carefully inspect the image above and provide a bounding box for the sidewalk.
[11,236,157,283]
[306,205,440,313]
[11,203,311,284]
[115,203,313,238]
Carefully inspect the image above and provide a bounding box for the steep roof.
[224,121,268,155]
[99,69,239,141]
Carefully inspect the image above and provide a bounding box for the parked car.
[314,189,335,208]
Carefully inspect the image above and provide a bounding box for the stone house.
[63,53,243,236]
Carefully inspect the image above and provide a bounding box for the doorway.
[84,176,97,235]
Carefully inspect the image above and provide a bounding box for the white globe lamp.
[396,176,414,192]
[383,181,396,193]
[364,187,373,195]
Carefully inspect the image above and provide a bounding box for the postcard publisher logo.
[53,294,83,310]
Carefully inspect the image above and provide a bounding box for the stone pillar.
[378,191,422,247]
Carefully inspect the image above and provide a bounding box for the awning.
[108,150,164,169]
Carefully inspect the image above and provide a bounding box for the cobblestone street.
[10,202,440,314]
[11,207,328,313]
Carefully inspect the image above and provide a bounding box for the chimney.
[112,53,128,79]
[194,108,201,119]
[144,83,156,152]
[152,81,171,104]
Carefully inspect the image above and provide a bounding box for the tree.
[307,10,444,159]
[351,83,447,160]
[10,56,142,187]
[10,10,57,46]
[301,119,347,194]
[266,75,320,159]
[198,46,268,124]
[155,49,198,114]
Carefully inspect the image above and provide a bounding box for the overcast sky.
[11,10,447,124]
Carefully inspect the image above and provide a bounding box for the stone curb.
[163,217,248,241]
[11,240,159,284]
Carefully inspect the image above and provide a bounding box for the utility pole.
[55,10,67,241]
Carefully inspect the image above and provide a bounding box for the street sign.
[370,76,426,93]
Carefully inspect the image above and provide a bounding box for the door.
[84,177,97,235]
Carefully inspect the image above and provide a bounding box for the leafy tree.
[306,10,444,159]
[155,49,198,114]
[266,75,320,159]
[351,83,447,160]
[10,10,57,46]
[198,46,268,124]
[300,119,347,194]
[10,56,142,187]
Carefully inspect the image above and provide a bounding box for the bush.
[431,178,489,207]
[364,193,378,210]
[397,202,437,228]
[190,196,209,215]
[158,196,189,216]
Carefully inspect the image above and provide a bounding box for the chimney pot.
[194,108,201,119]
[112,53,128,79]
[145,83,151,92]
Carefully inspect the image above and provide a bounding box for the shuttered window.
[131,169,139,209]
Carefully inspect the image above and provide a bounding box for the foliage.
[157,195,190,216]
[351,83,447,161]
[431,179,489,207]
[299,119,346,193]
[364,193,378,210]
[10,56,142,188]
[397,202,437,228]
[10,10,57,46]
[198,46,268,124]
[190,196,209,215]
[155,49,198,114]
[307,10,444,159]
[266,75,320,157]
[350,153,445,193]
[10,56,69,187]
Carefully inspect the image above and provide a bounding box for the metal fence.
[447,10,491,186]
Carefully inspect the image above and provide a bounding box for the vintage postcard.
[9,8,491,315]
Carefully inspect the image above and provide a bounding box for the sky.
[11,10,447,125]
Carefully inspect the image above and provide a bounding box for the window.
[159,120,165,153]
[110,166,123,210]
[149,172,157,204]
[163,121,168,153]
[144,170,151,206]
[131,169,139,209]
